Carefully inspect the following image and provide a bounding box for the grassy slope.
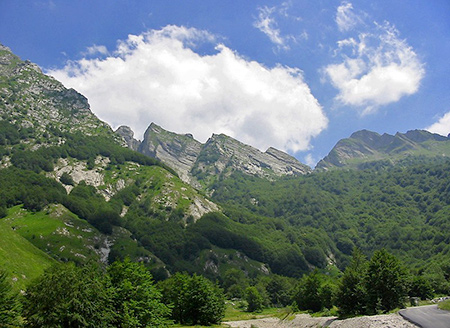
[0,208,56,290]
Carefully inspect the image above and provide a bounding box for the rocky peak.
[139,123,203,185]
[316,129,450,171]
[137,123,311,187]
[115,126,140,151]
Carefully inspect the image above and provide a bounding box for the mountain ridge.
[117,122,312,188]
[316,129,450,171]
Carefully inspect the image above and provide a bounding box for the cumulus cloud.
[335,1,362,32]
[426,112,450,137]
[48,25,327,153]
[324,21,425,113]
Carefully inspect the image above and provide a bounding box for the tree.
[336,248,368,316]
[59,172,74,185]
[159,273,225,325]
[265,274,294,307]
[365,249,408,313]
[23,263,114,328]
[409,275,434,300]
[223,268,249,298]
[294,270,323,312]
[245,286,265,312]
[0,269,21,327]
[108,259,171,327]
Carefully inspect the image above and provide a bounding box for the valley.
[1,42,450,326]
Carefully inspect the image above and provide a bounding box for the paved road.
[399,305,450,328]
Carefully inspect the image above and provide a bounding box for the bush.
[59,172,74,186]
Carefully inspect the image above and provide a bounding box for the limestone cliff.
[115,126,140,151]
[136,123,311,187]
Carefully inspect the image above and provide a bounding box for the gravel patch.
[224,313,418,328]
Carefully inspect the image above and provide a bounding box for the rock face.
[316,129,450,171]
[137,123,311,186]
[115,126,140,151]
[138,123,203,185]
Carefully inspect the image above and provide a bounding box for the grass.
[0,207,56,290]
[5,204,105,264]
[438,299,450,311]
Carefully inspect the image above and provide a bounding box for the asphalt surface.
[399,305,450,328]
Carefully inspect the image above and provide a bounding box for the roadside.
[224,312,418,328]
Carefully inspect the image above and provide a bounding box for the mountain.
[316,129,450,171]
[0,43,233,285]
[135,122,311,188]
[0,43,116,147]
[1,43,450,296]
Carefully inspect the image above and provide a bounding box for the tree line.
[0,259,225,327]
[1,247,439,327]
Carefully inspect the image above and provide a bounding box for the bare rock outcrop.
[135,123,311,187]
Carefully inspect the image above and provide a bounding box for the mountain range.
[1,43,450,294]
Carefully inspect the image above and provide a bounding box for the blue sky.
[1,1,449,166]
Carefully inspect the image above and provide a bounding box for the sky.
[1,1,449,167]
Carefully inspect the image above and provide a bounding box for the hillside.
[0,43,231,282]
[0,43,449,298]
[316,129,450,171]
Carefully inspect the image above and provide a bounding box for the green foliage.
[336,249,409,316]
[64,182,120,234]
[409,275,434,300]
[264,275,295,307]
[159,272,225,325]
[245,286,265,312]
[365,249,409,313]
[336,248,368,316]
[107,258,171,327]
[0,269,21,327]
[59,172,74,186]
[294,270,325,312]
[0,120,21,146]
[211,160,450,276]
[0,167,65,212]
[23,263,115,328]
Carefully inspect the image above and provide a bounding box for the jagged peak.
[317,128,450,171]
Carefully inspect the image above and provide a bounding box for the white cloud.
[254,6,289,50]
[324,22,425,113]
[304,153,317,168]
[84,45,109,56]
[426,112,450,137]
[253,2,300,51]
[48,25,328,153]
[336,1,362,32]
